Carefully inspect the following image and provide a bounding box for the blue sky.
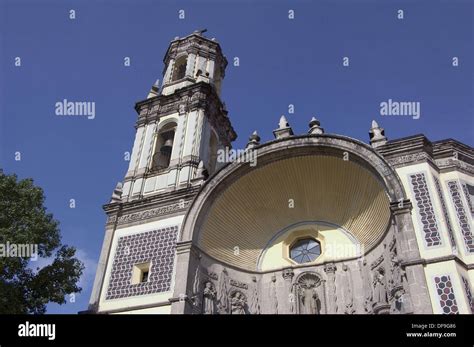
[0,0,472,313]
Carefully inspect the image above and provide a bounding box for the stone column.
[170,240,197,314]
[163,58,175,84]
[324,263,337,314]
[390,200,433,313]
[185,53,196,78]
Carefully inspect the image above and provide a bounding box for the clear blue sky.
[0,0,472,313]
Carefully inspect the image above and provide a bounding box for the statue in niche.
[372,268,388,305]
[230,291,247,314]
[294,273,324,314]
[300,286,319,314]
[202,281,216,314]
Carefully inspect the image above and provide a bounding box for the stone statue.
[230,291,246,314]
[300,286,319,314]
[202,281,216,314]
[341,264,355,314]
[373,268,388,305]
[360,259,373,313]
[249,276,260,314]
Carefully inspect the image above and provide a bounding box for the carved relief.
[324,263,337,314]
[115,200,191,225]
[341,264,355,314]
[269,275,278,314]
[293,272,326,314]
[372,267,388,305]
[248,276,260,314]
[202,281,216,314]
[230,279,248,290]
[230,290,247,314]
[360,259,373,313]
[216,268,229,314]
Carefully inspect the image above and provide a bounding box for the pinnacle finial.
[246,130,261,149]
[279,115,289,129]
[369,120,387,148]
[273,115,294,139]
[308,117,324,135]
[110,182,123,203]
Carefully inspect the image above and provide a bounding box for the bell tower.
[87,31,236,314]
[121,30,236,201]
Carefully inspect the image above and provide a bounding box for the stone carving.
[230,279,248,290]
[372,267,388,305]
[388,239,405,290]
[230,291,247,314]
[192,265,201,310]
[110,182,123,203]
[324,263,337,314]
[248,276,260,314]
[359,259,373,313]
[369,120,387,148]
[178,103,187,114]
[116,200,191,225]
[386,152,433,168]
[294,272,325,314]
[202,281,216,314]
[282,268,295,313]
[269,275,278,314]
[341,264,355,314]
[217,268,229,314]
[387,237,413,314]
[370,255,384,270]
[207,272,218,280]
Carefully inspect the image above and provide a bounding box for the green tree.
[0,170,84,314]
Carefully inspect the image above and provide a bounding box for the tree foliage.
[0,170,84,314]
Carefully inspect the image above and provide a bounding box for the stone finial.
[110,182,123,203]
[273,115,294,139]
[308,117,324,135]
[147,79,160,99]
[196,160,209,180]
[369,120,387,148]
[246,130,261,149]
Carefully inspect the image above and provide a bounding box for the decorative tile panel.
[409,173,442,247]
[461,276,474,314]
[434,275,459,314]
[106,225,178,300]
[461,182,473,215]
[447,180,474,253]
[432,176,457,250]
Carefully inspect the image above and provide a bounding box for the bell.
[160,138,173,155]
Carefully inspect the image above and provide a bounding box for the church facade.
[87,31,474,315]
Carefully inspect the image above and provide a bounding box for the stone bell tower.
[87,31,236,314]
[120,29,236,201]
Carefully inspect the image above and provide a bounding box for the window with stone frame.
[151,123,176,172]
[172,55,187,81]
[289,238,321,264]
